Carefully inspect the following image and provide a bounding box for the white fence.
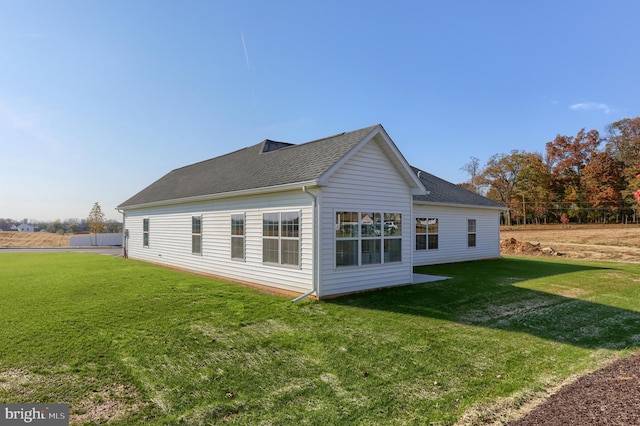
[69,233,123,246]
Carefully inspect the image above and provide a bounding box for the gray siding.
[412,204,500,266]
[124,190,314,294]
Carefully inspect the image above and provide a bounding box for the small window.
[468,219,476,247]
[416,217,438,250]
[428,218,438,249]
[231,214,245,260]
[192,216,202,254]
[143,218,149,247]
[415,218,427,250]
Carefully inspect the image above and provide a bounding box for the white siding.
[412,204,501,266]
[124,190,314,294]
[318,136,415,297]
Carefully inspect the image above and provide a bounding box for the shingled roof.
[119,124,504,210]
[411,166,504,208]
[119,125,380,208]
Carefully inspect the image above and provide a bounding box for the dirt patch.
[0,368,147,424]
[501,225,640,263]
[0,232,70,247]
[509,353,640,425]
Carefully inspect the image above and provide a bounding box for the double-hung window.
[383,213,402,262]
[467,219,477,247]
[361,212,381,264]
[231,214,245,260]
[143,218,149,247]
[415,217,438,250]
[192,216,202,254]
[263,212,300,266]
[335,211,359,267]
[335,211,401,267]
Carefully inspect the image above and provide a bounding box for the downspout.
[293,186,318,302]
[116,208,128,258]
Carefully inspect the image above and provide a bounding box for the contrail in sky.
[241,32,250,71]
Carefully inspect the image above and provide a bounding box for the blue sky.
[1,1,638,221]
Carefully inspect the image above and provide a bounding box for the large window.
[335,211,401,267]
[415,217,438,250]
[231,214,245,260]
[263,212,300,266]
[143,218,149,247]
[192,216,202,254]
[468,219,477,247]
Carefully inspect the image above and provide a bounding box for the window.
[384,212,402,262]
[427,218,439,249]
[192,216,202,254]
[361,212,381,264]
[415,218,427,250]
[143,218,149,247]
[335,211,401,266]
[262,212,300,266]
[415,217,438,250]
[231,214,245,260]
[468,219,476,247]
[336,211,358,266]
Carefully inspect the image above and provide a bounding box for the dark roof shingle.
[411,166,504,208]
[119,125,379,208]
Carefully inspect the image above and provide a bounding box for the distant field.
[501,224,640,263]
[0,231,70,247]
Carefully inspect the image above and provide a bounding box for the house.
[118,124,504,298]
[14,219,35,232]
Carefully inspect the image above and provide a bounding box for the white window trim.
[231,212,246,261]
[262,210,302,269]
[334,210,402,268]
[192,215,203,255]
[467,218,477,248]
[143,218,150,248]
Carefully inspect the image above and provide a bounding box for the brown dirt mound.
[500,237,561,257]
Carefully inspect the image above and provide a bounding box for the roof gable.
[119,125,393,208]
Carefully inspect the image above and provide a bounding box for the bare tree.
[87,202,106,246]
[460,156,482,193]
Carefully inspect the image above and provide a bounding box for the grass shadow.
[329,257,640,350]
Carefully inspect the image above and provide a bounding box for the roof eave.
[119,180,321,211]
[413,200,506,211]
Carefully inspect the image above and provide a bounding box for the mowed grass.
[2,253,640,425]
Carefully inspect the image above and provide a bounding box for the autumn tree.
[581,152,624,222]
[545,128,601,222]
[88,202,106,246]
[479,150,530,225]
[606,117,640,219]
[515,152,552,224]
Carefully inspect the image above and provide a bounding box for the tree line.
[0,218,122,234]
[461,117,640,225]
[0,202,121,234]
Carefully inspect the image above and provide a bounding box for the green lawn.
[1,253,640,425]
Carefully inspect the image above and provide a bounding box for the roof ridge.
[284,124,380,150]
